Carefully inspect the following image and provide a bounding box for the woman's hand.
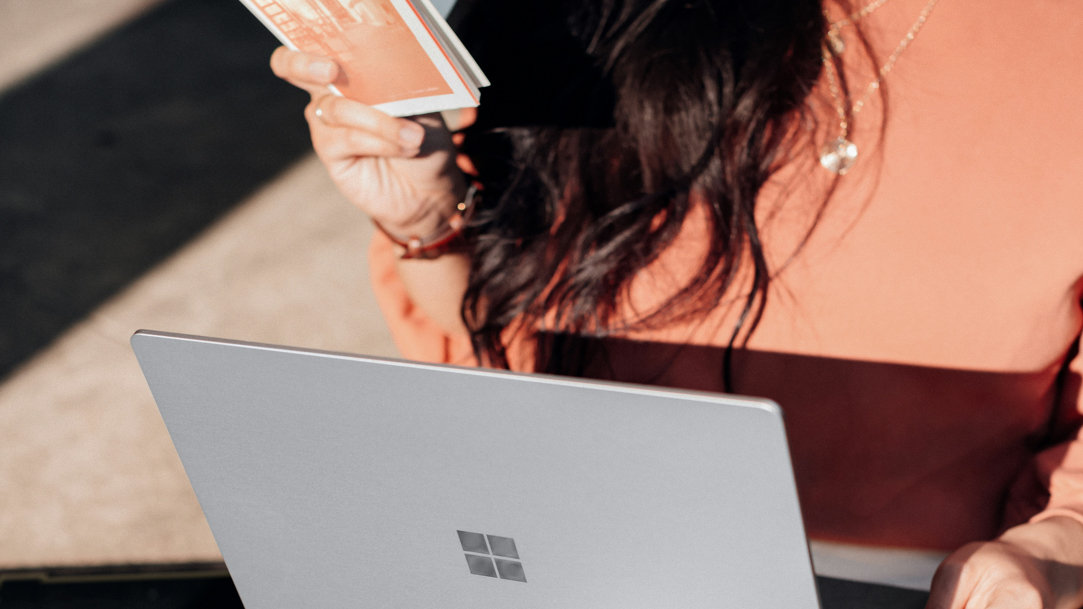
[928,517,1083,609]
[269,47,467,236]
[270,46,472,335]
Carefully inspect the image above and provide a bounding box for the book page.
[427,0,455,17]
[412,0,488,88]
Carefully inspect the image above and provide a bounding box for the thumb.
[926,544,983,609]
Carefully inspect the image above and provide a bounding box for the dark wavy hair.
[453,0,854,371]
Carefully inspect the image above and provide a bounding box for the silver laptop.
[132,330,821,609]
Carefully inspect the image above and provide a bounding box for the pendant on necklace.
[819,137,858,174]
[826,29,846,54]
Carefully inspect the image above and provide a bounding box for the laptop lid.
[131,330,820,609]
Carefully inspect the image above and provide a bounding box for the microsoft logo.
[457,530,527,582]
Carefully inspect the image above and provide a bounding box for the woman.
[270,0,1083,606]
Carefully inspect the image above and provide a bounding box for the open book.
[240,0,489,117]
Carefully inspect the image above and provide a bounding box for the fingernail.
[399,123,425,149]
[308,60,336,81]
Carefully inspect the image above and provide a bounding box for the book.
[240,0,489,117]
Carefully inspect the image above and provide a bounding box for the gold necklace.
[819,0,941,175]
[825,0,894,54]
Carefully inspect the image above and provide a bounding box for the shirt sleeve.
[367,230,476,366]
[1007,332,1083,530]
[1029,336,1083,526]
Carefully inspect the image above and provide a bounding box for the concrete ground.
[0,0,398,576]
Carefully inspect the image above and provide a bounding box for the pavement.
[0,0,398,580]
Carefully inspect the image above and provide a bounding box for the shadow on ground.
[0,575,242,609]
[0,0,312,381]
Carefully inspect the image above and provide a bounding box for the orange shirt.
[368,0,1083,552]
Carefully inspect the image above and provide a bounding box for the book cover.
[241,0,486,116]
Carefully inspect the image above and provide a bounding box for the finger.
[927,556,971,609]
[407,112,459,158]
[310,96,426,153]
[981,584,1046,609]
[315,125,412,160]
[269,46,339,93]
[440,106,478,132]
[308,115,419,161]
[927,581,971,609]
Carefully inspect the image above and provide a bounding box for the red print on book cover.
[254,0,453,105]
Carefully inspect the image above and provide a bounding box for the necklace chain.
[819,0,941,174]
[825,0,893,53]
